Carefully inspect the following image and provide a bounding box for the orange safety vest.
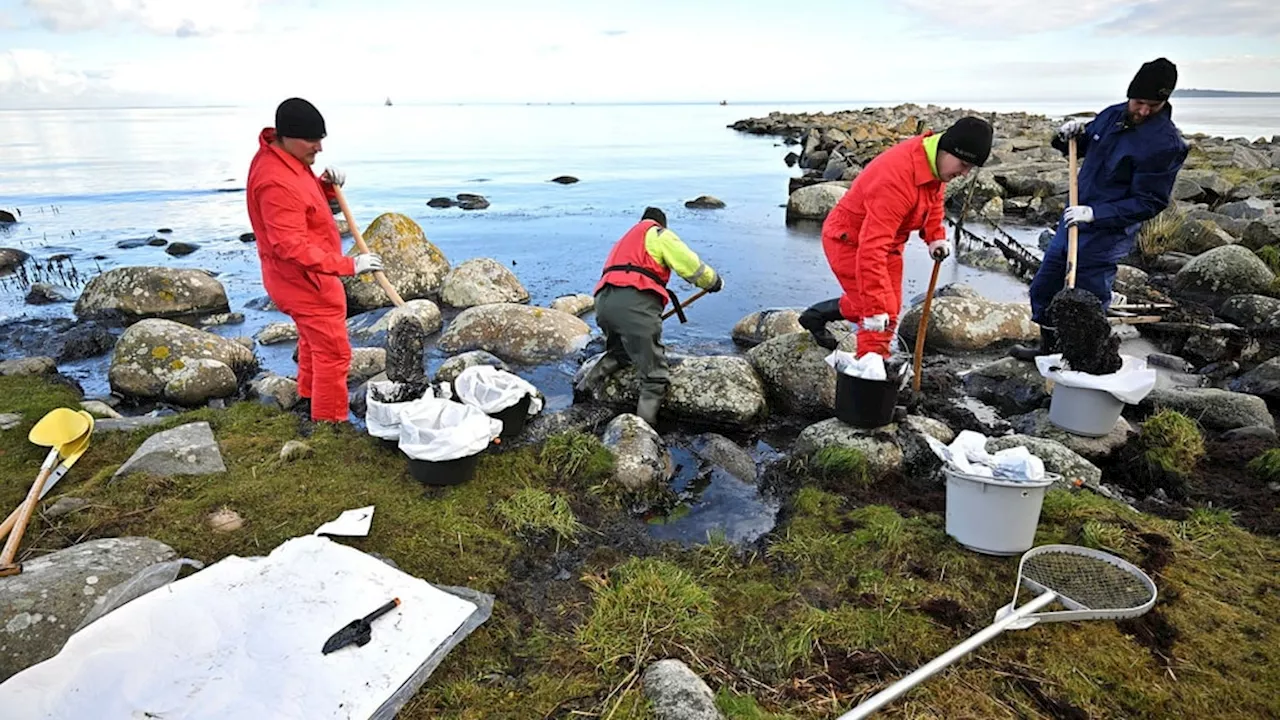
[594,220,689,321]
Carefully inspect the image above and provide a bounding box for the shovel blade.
[28,408,89,448]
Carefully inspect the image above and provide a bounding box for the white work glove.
[1063,205,1094,227]
[1057,119,1089,140]
[321,166,346,187]
[353,252,384,275]
[927,238,951,261]
[861,313,890,333]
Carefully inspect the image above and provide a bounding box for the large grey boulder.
[549,294,594,317]
[0,537,176,681]
[342,213,451,312]
[746,332,840,417]
[1173,245,1275,305]
[438,304,591,364]
[435,351,509,385]
[108,319,256,403]
[1232,357,1280,402]
[601,414,672,491]
[348,299,443,346]
[162,358,238,406]
[249,373,300,410]
[793,419,904,479]
[692,433,757,484]
[786,182,847,222]
[0,356,56,377]
[74,267,229,324]
[112,421,227,481]
[1008,409,1135,463]
[1217,294,1280,329]
[642,659,726,720]
[439,258,530,308]
[899,296,1038,352]
[962,358,1050,416]
[1135,387,1275,431]
[590,355,769,428]
[986,434,1101,490]
[732,309,803,347]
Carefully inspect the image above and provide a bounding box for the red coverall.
[246,128,357,422]
[821,132,947,357]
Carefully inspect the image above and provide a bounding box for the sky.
[1,0,1278,109]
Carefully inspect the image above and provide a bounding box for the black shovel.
[322,598,401,655]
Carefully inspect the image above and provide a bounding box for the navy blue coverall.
[1028,102,1189,325]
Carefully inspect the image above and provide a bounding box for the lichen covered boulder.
[342,213,451,312]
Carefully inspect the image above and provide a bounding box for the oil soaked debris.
[385,314,428,385]
[1049,288,1121,375]
[368,381,428,404]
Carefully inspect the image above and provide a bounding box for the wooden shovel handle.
[332,184,406,307]
[661,288,710,321]
[0,450,59,572]
[1065,136,1079,290]
[912,258,943,393]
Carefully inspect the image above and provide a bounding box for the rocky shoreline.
[2,104,1280,715]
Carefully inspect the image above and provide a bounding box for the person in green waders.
[576,207,723,427]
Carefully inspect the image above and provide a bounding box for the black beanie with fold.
[1127,58,1178,101]
[275,97,327,140]
[938,116,994,167]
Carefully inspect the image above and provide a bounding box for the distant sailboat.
[385,97,393,106]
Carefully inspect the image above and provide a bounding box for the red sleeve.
[258,183,355,276]
[922,184,946,242]
[856,181,913,319]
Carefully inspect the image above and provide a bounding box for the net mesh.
[1021,550,1153,611]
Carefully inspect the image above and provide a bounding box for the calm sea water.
[1,98,1276,400]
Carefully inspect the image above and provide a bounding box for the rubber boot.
[1009,326,1057,362]
[636,394,662,428]
[800,298,843,351]
[575,354,621,393]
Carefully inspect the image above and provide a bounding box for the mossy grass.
[1139,410,1206,477]
[2,374,1278,719]
[1247,447,1280,482]
[1137,205,1186,257]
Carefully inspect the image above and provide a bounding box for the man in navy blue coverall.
[1011,58,1189,361]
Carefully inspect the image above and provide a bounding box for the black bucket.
[489,394,533,440]
[834,372,898,429]
[407,451,482,487]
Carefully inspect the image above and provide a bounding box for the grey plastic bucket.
[1048,384,1124,438]
[944,467,1059,556]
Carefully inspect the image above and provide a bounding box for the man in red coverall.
[246,97,384,423]
[799,116,994,356]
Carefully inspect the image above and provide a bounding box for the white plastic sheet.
[366,380,446,441]
[825,350,887,380]
[0,536,481,720]
[1035,353,1157,404]
[398,398,502,462]
[925,430,1046,482]
[313,506,375,537]
[453,365,544,416]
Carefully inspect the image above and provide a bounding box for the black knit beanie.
[275,97,326,140]
[938,116,994,167]
[642,206,667,227]
[1127,58,1177,101]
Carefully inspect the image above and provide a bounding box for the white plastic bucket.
[1048,384,1124,438]
[944,467,1058,556]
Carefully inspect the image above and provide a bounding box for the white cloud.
[1096,0,1280,37]
[22,0,263,36]
[0,49,93,97]
[892,0,1121,34]
[894,0,1280,37]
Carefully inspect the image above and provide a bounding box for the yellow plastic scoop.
[28,407,90,448]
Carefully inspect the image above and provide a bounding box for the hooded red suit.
[246,128,356,422]
[821,133,947,357]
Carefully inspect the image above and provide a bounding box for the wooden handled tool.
[332,184,405,307]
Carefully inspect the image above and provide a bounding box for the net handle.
[1011,544,1158,624]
